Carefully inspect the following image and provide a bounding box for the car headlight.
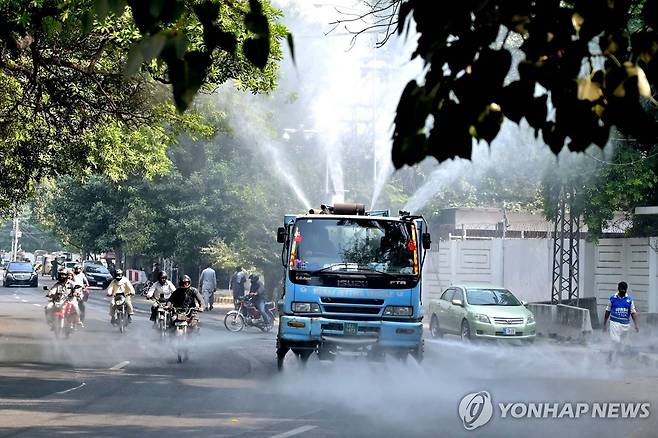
[383,306,413,316]
[292,302,320,313]
[473,313,491,324]
[527,314,535,324]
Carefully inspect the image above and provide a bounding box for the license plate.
[344,322,358,336]
[503,327,516,336]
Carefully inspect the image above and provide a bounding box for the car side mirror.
[277,227,287,244]
[522,300,528,306]
[422,232,432,250]
[451,299,463,307]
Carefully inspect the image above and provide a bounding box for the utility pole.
[10,209,21,261]
[551,187,580,304]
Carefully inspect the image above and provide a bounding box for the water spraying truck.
[275,203,431,369]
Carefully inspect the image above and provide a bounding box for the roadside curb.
[213,296,234,305]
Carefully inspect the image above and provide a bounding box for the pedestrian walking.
[51,257,59,280]
[198,263,217,311]
[229,266,246,310]
[602,281,639,363]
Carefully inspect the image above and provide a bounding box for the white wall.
[423,237,658,313]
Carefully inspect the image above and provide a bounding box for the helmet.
[249,273,259,282]
[57,268,67,281]
[114,269,123,280]
[158,271,168,282]
[179,275,191,287]
[74,265,82,273]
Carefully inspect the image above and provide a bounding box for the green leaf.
[243,37,270,70]
[245,0,269,35]
[124,44,144,77]
[140,33,167,62]
[94,0,109,20]
[286,32,296,66]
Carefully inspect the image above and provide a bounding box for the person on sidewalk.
[229,266,246,310]
[602,281,639,363]
[198,263,217,311]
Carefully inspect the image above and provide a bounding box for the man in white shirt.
[106,269,136,323]
[147,271,177,322]
[72,265,89,323]
[199,263,217,311]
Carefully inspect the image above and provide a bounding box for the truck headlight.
[527,314,535,324]
[292,302,320,313]
[383,306,413,316]
[473,313,491,324]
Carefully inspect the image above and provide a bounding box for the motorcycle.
[45,285,79,339]
[154,296,172,338]
[112,292,129,333]
[224,295,276,333]
[172,307,201,363]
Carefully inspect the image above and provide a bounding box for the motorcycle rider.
[167,275,204,330]
[45,268,81,328]
[247,273,272,326]
[147,271,176,322]
[72,265,90,322]
[106,269,136,324]
[167,275,205,310]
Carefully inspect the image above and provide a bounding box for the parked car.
[427,285,536,343]
[63,261,78,271]
[3,261,38,287]
[83,263,113,289]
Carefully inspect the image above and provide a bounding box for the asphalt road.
[1,279,658,438]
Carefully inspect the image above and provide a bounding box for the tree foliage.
[0,0,285,215]
[35,95,297,283]
[346,0,658,168]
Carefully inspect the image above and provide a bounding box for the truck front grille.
[321,297,384,305]
[323,305,381,315]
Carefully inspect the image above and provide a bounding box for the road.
[1,279,658,438]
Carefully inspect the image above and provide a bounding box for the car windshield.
[8,262,33,273]
[290,218,418,275]
[85,265,110,274]
[466,288,521,306]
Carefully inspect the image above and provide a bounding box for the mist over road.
[1,282,657,438]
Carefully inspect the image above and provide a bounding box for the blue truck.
[275,203,431,369]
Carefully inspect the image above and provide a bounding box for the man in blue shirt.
[602,281,639,363]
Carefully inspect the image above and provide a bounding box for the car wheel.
[461,319,472,342]
[429,315,442,338]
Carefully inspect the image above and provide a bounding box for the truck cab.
[276,203,430,369]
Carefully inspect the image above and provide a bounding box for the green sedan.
[427,285,536,342]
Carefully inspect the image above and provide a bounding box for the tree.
[540,142,658,239]
[336,0,658,168]
[0,0,286,215]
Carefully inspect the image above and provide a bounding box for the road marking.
[55,382,86,395]
[109,361,130,370]
[32,304,41,307]
[268,425,318,438]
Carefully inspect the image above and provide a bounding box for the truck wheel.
[276,340,289,372]
[430,315,442,338]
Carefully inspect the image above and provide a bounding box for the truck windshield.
[289,218,418,275]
